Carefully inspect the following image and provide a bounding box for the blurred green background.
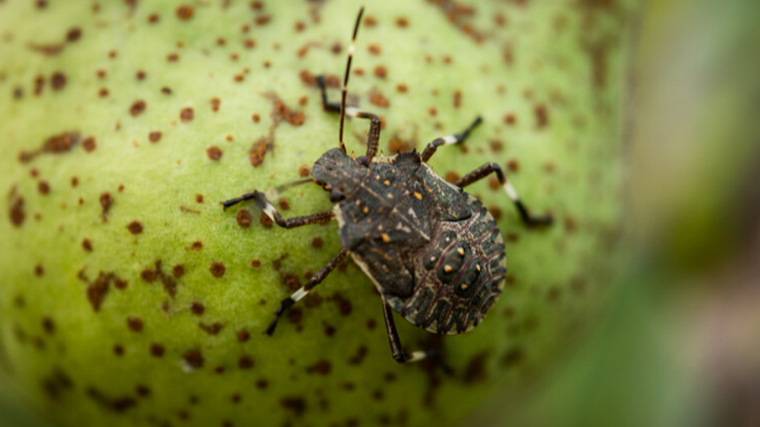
[2,0,759,426]
[473,0,760,426]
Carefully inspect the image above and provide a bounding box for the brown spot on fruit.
[190,241,203,250]
[41,317,55,334]
[311,236,323,249]
[127,317,143,332]
[280,397,307,417]
[127,221,143,235]
[34,264,44,277]
[209,262,226,278]
[114,278,128,290]
[135,70,146,80]
[348,345,368,365]
[172,264,185,278]
[140,267,157,283]
[237,330,250,342]
[82,238,93,252]
[501,347,524,368]
[37,181,50,195]
[50,72,67,90]
[236,210,252,228]
[534,104,549,128]
[368,44,381,55]
[307,359,331,375]
[445,171,460,183]
[396,17,409,27]
[19,132,81,163]
[183,349,204,369]
[199,322,224,335]
[130,100,146,116]
[463,351,491,383]
[113,345,125,356]
[504,113,516,125]
[453,90,462,109]
[256,379,268,389]
[373,65,387,79]
[99,192,113,221]
[259,214,273,228]
[180,107,194,122]
[176,5,194,20]
[369,90,389,108]
[66,27,82,42]
[206,146,223,161]
[86,272,112,312]
[190,302,205,315]
[148,131,162,143]
[238,356,254,370]
[251,259,261,268]
[9,195,25,227]
[150,343,165,357]
[82,137,96,152]
[332,293,352,316]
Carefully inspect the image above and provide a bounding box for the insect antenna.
[338,7,365,154]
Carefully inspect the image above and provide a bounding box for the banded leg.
[266,249,349,335]
[420,116,483,162]
[381,297,450,373]
[455,163,552,227]
[317,75,382,161]
[221,190,334,228]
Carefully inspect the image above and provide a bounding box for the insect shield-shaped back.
[396,194,507,335]
[312,148,369,202]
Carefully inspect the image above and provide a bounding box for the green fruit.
[0,1,636,426]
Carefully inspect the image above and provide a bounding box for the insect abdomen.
[400,196,506,335]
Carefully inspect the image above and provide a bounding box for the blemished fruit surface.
[0,1,636,426]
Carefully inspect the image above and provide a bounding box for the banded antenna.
[338,7,365,154]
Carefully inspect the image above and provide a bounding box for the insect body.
[222,8,551,364]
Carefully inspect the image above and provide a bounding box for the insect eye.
[329,188,345,202]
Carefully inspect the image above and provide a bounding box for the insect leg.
[381,297,440,365]
[316,75,382,161]
[220,178,315,210]
[455,163,552,227]
[266,249,349,335]
[420,116,483,162]
[221,190,334,228]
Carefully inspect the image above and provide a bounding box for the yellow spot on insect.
[445,237,451,243]
[386,193,393,199]
[363,206,369,214]
[460,284,469,290]
[413,191,422,200]
[381,233,391,243]
[444,265,453,273]
[457,247,465,256]
[375,175,381,180]
[383,180,391,186]
[476,264,481,272]
[429,256,437,263]
[355,199,361,205]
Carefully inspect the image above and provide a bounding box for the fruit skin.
[0,1,635,426]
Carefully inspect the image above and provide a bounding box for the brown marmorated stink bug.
[221,8,552,364]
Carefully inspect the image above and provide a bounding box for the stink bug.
[221,8,552,364]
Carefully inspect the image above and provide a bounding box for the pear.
[0,1,635,426]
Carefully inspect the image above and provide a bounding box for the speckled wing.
[393,195,507,335]
[336,161,433,298]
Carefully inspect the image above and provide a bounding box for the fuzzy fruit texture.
[0,1,635,426]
